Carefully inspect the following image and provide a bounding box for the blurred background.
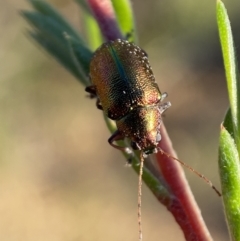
[1,0,240,240]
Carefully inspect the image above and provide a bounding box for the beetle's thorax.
[116,105,162,154]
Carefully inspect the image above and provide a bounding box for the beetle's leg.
[96,99,103,110]
[108,130,132,154]
[85,85,97,98]
[125,30,134,41]
[131,141,141,150]
[159,101,171,114]
[85,85,103,110]
[160,92,168,102]
[159,93,170,117]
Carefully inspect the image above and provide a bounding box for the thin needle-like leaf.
[28,0,84,42]
[217,0,240,153]
[76,0,103,50]
[111,0,137,43]
[219,124,240,241]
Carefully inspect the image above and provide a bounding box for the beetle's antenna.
[138,152,144,241]
[159,149,222,196]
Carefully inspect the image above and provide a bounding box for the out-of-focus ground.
[1,0,239,240]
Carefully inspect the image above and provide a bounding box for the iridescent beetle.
[85,39,221,241]
[86,39,171,240]
[86,39,171,155]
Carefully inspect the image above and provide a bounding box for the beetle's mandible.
[86,39,171,155]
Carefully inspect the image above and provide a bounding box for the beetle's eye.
[156,133,161,142]
[131,141,141,150]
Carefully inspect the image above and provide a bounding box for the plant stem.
[87,0,123,41]
[156,124,213,241]
[87,1,213,240]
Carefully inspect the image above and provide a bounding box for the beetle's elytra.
[86,39,171,155]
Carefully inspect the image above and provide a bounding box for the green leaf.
[75,0,103,50]
[219,124,240,241]
[29,31,85,81]
[64,33,93,86]
[22,10,93,85]
[83,12,103,50]
[27,0,83,43]
[217,0,240,153]
[22,11,72,44]
[111,0,137,43]
[223,108,234,139]
[75,0,91,15]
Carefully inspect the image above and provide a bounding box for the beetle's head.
[116,106,162,155]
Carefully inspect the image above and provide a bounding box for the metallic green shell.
[90,39,162,120]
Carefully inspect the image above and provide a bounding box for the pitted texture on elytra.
[90,39,161,120]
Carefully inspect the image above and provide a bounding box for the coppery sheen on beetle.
[86,39,171,155]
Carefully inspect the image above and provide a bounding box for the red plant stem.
[156,124,213,241]
[87,0,123,41]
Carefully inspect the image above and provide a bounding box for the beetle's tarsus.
[160,92,168,102]
[85,85,97,96]
[86,85,103,110]
[125,158,132,166]
[96,99,103,110]
[159,101,171,114]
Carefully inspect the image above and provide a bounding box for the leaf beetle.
[85,39,221,241]
[86,39,171,155]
